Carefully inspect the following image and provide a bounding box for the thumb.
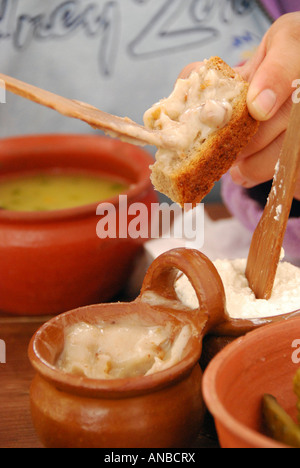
[247,14,300,121]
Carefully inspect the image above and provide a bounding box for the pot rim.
[213,308,300,337]
[28,303,202,399]
[0,133,153,223]
[202,316,300,448]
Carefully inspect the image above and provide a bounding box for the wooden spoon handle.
[246,101,300,300]
[0,72,172,149]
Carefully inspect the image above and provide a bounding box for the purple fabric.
[221,173,300,261]
[258,0,299,19]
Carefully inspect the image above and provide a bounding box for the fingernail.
[251,89,277,120]
[230,166,249,187]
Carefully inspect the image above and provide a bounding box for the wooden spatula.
[0,72,176,150]
[246,101,300,300]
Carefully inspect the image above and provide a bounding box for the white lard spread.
[175,258,300,319]
[56,319,191,379]
[143,60,243,166]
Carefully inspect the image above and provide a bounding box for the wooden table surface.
[0,204,230,449]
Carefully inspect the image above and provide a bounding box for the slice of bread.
[144,57,259,208]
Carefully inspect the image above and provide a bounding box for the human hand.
[230,13,300,201]
[178,13,300,201]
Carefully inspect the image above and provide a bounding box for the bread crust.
[151,57,260,207]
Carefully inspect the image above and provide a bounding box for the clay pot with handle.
[28,248,226,448]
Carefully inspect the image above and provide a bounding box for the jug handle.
[139,248,227,335]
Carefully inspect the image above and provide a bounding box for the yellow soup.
[0,172,128,212]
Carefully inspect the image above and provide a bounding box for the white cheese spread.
[56,319,191,379]
[175,258,300,319]
[143,60,243,169]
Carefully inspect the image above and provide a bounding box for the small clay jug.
[28,248,226,448]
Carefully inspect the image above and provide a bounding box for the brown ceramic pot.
[0,134,157,316]
[197,257,300,368]
[200,306,300,370]
[28,248,226,448]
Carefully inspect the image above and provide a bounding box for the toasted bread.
[144,57,259,207]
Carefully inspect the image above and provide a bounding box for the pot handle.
[139,248,227,335]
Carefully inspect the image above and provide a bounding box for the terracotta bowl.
[0,134,157,316]
[202,316,300,448]
[28,248,226,448]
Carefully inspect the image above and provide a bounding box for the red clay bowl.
[202,315,300,448]
[0,134,157,316]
